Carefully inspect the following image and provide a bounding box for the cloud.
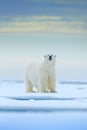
[0,16,87,36]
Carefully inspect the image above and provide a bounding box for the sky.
[0,0,87,80]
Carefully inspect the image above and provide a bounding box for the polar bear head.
[44,54,56,66]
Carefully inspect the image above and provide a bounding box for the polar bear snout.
[44,54,56,61]
[49,55,52,60]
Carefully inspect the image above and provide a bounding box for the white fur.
[25,55,56,93]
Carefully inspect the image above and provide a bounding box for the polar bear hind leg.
[25,79,34,93]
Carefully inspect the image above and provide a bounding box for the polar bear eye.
[47,55,49,59]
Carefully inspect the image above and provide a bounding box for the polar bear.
[25,54,56,93]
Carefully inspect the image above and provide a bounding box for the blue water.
[0,113,87,130]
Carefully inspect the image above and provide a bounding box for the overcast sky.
[0,0,87,80]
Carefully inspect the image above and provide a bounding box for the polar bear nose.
[49,56,52,60]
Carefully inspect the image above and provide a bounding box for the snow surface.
[0,80,87,130]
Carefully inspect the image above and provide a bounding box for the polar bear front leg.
[38,74,48,93]
[38,80,48,92]
[37,69,48,93]
[48,76,57,93]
